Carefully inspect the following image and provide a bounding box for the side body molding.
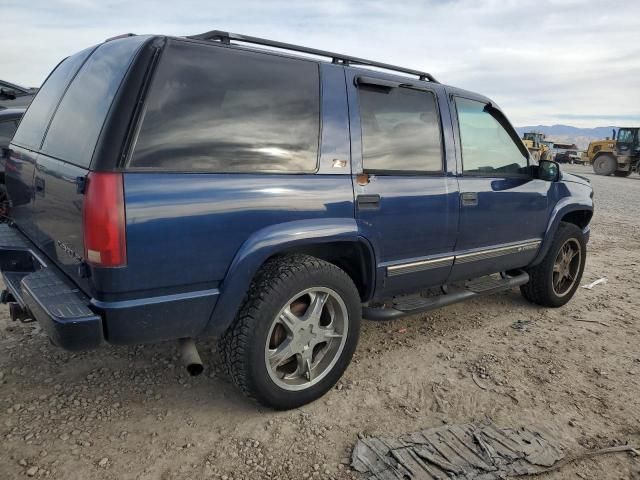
[201,218,365,336]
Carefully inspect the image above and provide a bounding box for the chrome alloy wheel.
[552,238,582,297]
[264,287,348,391]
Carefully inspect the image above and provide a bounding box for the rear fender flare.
[201,218,368,336]
[530,199,593,266]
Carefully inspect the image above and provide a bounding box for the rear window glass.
[11,47,94,150]
[41,36,148,168]
[129,40,320,172]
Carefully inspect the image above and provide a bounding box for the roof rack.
[187,30,439,83]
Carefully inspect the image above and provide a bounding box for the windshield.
[617,129,636,143]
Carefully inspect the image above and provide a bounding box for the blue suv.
[0,31,593,409]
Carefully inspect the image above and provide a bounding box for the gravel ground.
[1,164,639,479]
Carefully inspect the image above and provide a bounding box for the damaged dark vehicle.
[0,31,593,409]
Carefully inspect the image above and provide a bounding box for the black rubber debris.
[351,422,566,479]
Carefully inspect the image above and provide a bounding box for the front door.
[346,71,459,297]
[449,95,551,281]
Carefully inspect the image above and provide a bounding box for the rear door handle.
[356,194,381,210]
[460,192,478,207]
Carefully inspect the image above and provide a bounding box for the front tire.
[521,222,586,307]
[220,254,361,409]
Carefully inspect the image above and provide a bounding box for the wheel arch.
[275,240,375,302]
[201,219,376,337]
[560,209,592,230]
[530,202,593,267]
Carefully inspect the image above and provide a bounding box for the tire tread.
[520,222,586,307]
[219,254,360,407]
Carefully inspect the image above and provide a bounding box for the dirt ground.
[1,164,639,480]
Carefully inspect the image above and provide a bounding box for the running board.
[363,271,529,321]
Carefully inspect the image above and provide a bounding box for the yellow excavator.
[586,128,640,177]
[521,132,552,162]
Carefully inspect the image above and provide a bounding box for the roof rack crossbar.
[187,30,439,83]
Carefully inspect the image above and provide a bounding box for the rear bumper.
[0,224,103,350]
[0,223,220,350]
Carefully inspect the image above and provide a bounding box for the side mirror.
[0,88,17,100]
[538,160,560,182]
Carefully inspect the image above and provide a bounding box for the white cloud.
[1,0,638,126]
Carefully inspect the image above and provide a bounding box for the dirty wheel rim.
[264,287,348,391]
[552,238,581,297]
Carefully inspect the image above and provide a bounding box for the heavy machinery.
[584,139,615,163]
[589,127,640,177]
[522,132,552,162]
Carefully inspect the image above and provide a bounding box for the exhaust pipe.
[178,338,204,376]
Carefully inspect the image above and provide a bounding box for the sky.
[2,0,639,128]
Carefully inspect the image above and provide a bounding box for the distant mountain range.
[515,125,617,150]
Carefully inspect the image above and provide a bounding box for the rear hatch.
[7,36,150,292]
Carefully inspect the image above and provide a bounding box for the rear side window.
[11,47,94,150]
[130,40,320,172]
[41,36,148,168]
[455,97,528,175]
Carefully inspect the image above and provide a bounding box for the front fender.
[201,218,360,336]
[531,195,593,266]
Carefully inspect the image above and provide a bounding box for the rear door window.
[358,86,442,173]
[11,47,94,150]
[129,40,320,172]
[40,36,148,168]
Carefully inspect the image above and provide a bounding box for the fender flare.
[530,199,593,266]
[200,218,373,336]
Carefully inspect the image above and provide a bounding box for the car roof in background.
[0,80,32,93]
[0,108,26,120]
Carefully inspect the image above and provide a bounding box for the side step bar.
[363,271,529,321]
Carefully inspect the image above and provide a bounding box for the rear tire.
[219,254,361,410]
[614,170,632,177]
[521,222,586,307]
[592,154,616,175]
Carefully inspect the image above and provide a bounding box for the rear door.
[8,36,149,286]
[7,46,96,240]
[346,71,459,297]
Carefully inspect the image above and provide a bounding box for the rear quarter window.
[129,40,320,173]
[40,36,148,168]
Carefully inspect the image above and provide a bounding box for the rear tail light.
[82,172,127,267]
